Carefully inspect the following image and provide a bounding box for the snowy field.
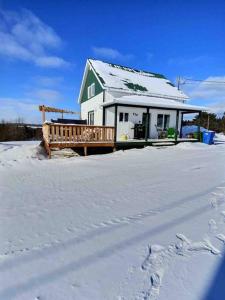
[1,136,225,300]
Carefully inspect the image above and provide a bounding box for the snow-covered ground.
[1,136,225,300]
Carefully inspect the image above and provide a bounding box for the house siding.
[81,92,104,125]
[105,106,115,126]
[80,68,103,103]
[117,106,147,140]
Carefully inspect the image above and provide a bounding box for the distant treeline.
[183,112,225,133]
[0,121,42,141]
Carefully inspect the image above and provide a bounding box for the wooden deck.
[42,123,115,158]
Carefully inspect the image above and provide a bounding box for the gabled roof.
[88,59,189,101]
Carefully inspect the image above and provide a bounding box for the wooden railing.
[43,123,115,144]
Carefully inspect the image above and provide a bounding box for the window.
[164,115,170,130]
[157,114,170,129]
[157,114,163,128]
[87,83,95,99]
[87,86,91,99]
[119,112,129,122]
[88,111,94,125]
[91,83,95,97]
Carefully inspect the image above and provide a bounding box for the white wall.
[105,106,115,126]
[81,92,104,125]
[149,109,177,138]
[116,106,147,140]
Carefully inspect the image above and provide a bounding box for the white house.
[78,59,205,144]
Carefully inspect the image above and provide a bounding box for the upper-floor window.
[87,83,95,99]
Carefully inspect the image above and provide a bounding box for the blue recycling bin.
[202,131,215,145]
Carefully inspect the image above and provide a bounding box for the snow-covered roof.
[89,59,188,101]
[103,95,207,111]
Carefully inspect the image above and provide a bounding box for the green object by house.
[167,128,175,138]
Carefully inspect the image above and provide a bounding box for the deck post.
[102,106,106,126]
[114,104,118,143]
[179,112,184,138]
[84,146,87,156]
[198,111,202,142]
[145,107,150,141]
[175,110,179,143]
[42,109,46,124]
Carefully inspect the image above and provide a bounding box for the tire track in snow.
[0,208,159,258]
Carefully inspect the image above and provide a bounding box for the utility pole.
[207,114,210,130]
[177,76,181,90]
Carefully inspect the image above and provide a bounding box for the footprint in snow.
[151,273,161,288]
[208,219,217,233]
[141,244,165,271]
[141,245,167,300]
[144,271,164,300]
[220,211,225,222]
[216,233,225,244]
[176,233,220,255]
[210,197,218,209]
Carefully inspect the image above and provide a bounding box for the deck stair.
[151,141,176,147]
[50,148,81,159]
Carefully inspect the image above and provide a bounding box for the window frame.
[119,112,129,122]
[87,83,95,99]
[157,114,170,130]
[90,83,95,97]
[157,114,164,128]
[88,110,94,125]
[164,114,170,130]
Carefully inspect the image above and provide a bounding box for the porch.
[103,102,203,144]
[116,137,198,148]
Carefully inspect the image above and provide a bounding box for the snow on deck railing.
[42,123,115,144]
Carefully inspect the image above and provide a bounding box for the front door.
[142,113,151,139]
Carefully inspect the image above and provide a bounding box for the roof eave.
[105,86,189,101]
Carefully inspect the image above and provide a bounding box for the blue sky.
[0,0,225,123]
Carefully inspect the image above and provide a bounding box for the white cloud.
[0,97,42,123]
[35,56,70,68]
[33,76,63,87]
[92,47,134,61]
[0,8,69,68]
[26,88,63,102]
[183,76,225,114]
[0,90,67,123]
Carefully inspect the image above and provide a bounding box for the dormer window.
[87,83,95,99]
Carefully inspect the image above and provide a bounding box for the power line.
[184,78,225,84]
[176,77,225,88]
